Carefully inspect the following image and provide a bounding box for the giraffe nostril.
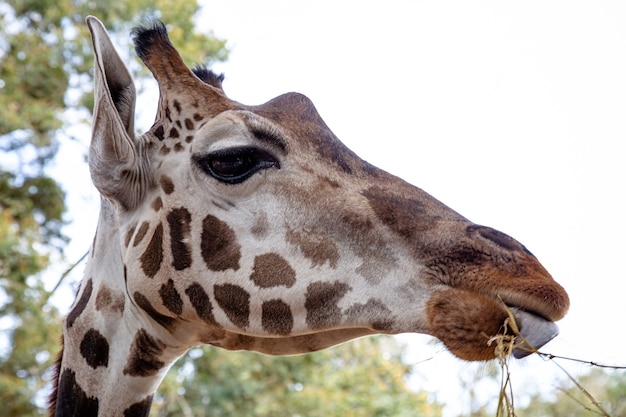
[467,225,534,255]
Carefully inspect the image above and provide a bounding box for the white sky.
[49,1,626,415]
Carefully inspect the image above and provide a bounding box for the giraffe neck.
[52,200,188,417]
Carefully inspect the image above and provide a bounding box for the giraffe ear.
[86,16,141,209]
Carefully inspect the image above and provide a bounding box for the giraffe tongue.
[511,309,560,359]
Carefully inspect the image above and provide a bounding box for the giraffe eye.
[196,146,280,184]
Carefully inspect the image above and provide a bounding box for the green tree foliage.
[154,337,442,417]
[454,366,626,417]
[0,171,65,415]
[517,368,626,417]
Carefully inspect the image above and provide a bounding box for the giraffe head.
[87,16,568,366]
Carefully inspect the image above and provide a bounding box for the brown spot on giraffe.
[319,175,341,189]
[140,222,164,278]
[250,212,270,239]
[214,283,250,328]
[123,329,166,377]
[153,124,165,140]
[344,298,395,331]
[66,279,93,329]
[262,299,293,335]
[159,175,175,195]
[95,285,112,311]
[167,207,192,270]
[124,395,154,417]
[133,292,175,329]
[184,118,194,130]
[340,206,373,234]
[362,185,436,240]
[80,328,109,369]
[169,127,179,138]
[185,282,219,326]
[201,214,241,271]
[124,223,136,248]
[354,242,398,285]
[95,285,125,313]
[54,369,99,416]
[173,142,184,152]
[286,227,339,268]
[305,281,351,329]
[250,253,296,288]
[151,196,163,212]
[159,278,183,315]
[132,221,150,247]
[159,145,171,155]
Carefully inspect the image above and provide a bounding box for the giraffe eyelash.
[193,146,280,184]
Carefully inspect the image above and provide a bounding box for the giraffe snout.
[427,223,570,322]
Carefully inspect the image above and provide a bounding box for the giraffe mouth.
[509,308,559,358]
[425,288,562,361]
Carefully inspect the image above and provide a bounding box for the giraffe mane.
[47,335,63,416]
[191,65,225,90]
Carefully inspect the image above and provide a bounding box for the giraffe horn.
[131,21,226,105]
[86,16,144,210]
[132,21,187,86]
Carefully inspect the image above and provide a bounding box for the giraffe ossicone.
[50,16,569,417]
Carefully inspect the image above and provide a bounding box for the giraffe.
[49,16,569,416]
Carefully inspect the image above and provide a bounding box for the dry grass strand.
[493,299,614,417]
